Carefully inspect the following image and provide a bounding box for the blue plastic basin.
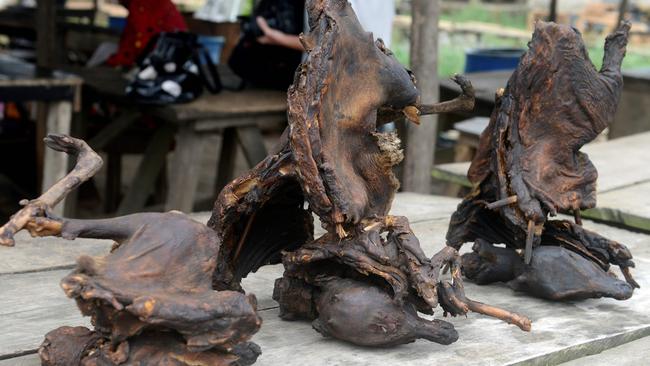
[108,16,127,32]
[198,36,226,65]
[465,48,525,73]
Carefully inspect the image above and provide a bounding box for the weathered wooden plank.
[584,132,650,193]
[36,0,57,72]
[559,334,650,366]
[583,181,650,232]
[388,192,460,223]
[0,78,83,88]
[165,126,209,213]
[2,195,649,365]
[454,117,489,136]
[0,266,283,360]
[0,232,113,275]
[433,132,650,230]
[214,127,239,195]
[88,110,140,151]
[432,161,472,187]
[433,131,650,194]
[0,354,39,365]
[0,270,90,359]
[167,89,287,122]
[0,218,450,359]
[251,218,650,366]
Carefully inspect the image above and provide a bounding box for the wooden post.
[548,0,558,22]
[36,0,57,75]
[618,0,629,25]
[35,0,59,190]
[92,0,99,25]
[403,0,439,193]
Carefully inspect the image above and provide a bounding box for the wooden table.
[2,193,650,365]
[432,132,650,232]
[153,89,287,214]
[0,56,83,216]
[66,66,287,215]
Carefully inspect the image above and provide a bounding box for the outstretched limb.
[23,213,166,244]
[378,74,476,125]
[0,134,102,246]
[418,74,476,116]
[600,22,631,78]
[2,134,264,366]
[432,245,532,331]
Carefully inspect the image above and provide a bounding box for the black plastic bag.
[127,32,222,104]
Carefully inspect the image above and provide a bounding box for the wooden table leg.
[236,125,268,167]
[88,110,140,151]
[40,101,72,216]
[104,151,121,213]
[165,124,207,213]
[117,124,174,215]
[453,133,479,163]
[214,127,238,196]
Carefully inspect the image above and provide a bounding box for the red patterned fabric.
[106,0,188,67]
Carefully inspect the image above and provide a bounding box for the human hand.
[256,16,286,46]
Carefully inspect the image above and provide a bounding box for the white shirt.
[349,0,395,47]
[303,1,395,48]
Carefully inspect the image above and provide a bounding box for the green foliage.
[586,46,650,71]
[240,0,254,16]
[440,2,528,30]
[392,9,650,77]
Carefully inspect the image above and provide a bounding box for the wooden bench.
[67,66,287,215]
[101,89,287,216]
[154,89,287,214]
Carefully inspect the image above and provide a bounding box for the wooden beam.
[36,0,58,75]
[214,127,239,195]
[549,0,558,22]
[117,124,175,215]
[35,0,59,189]
[618,0,629,25]
[403,0,439,193]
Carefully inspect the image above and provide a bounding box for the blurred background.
[0,0,648,223]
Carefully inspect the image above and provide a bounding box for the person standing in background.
[253,0,397,129]
[231,0,396,91]
[256,0,396,50]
